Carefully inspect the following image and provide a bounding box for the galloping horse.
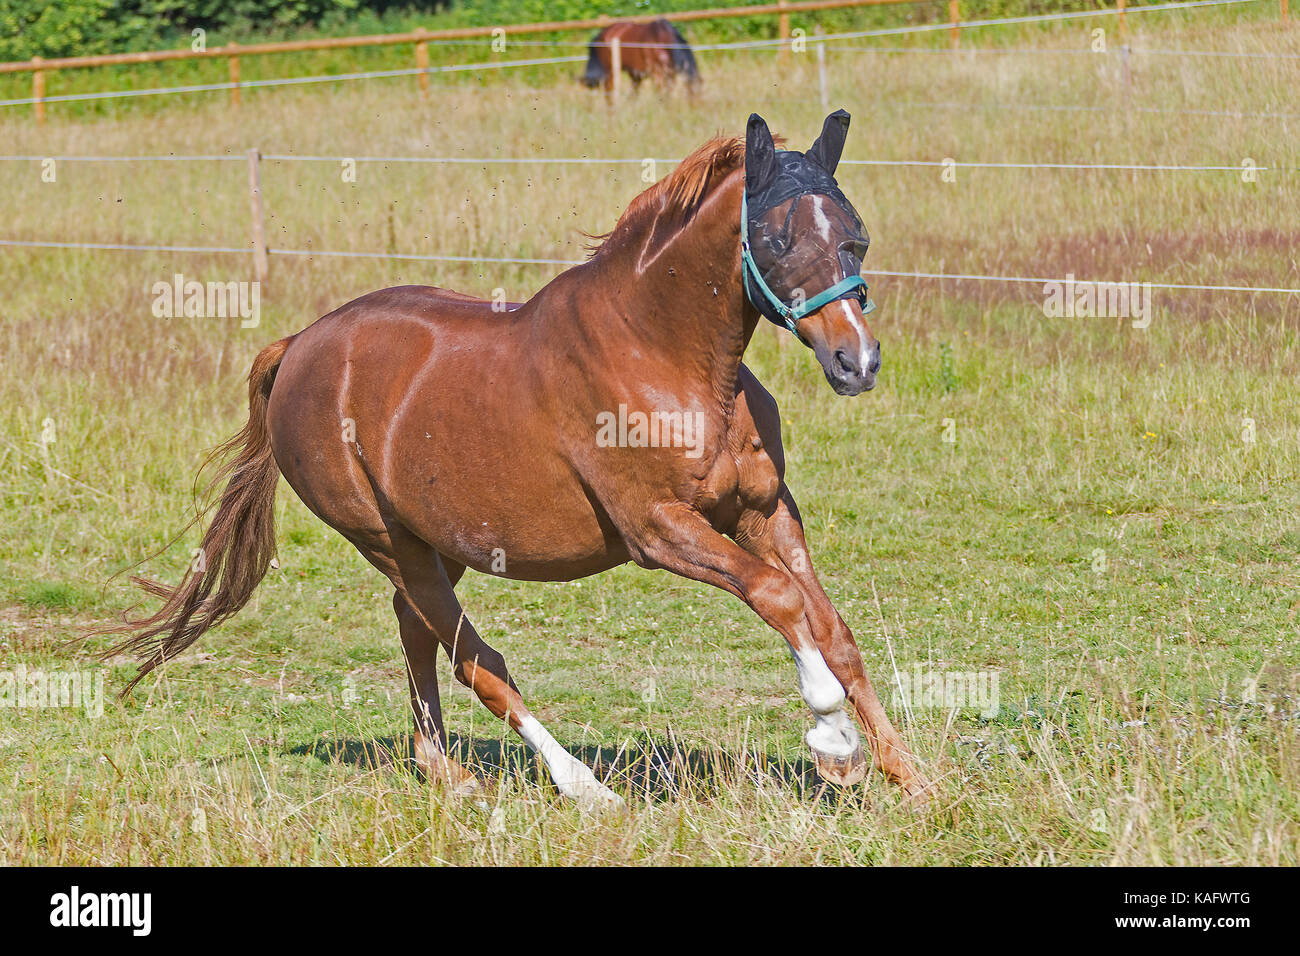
[581,18,700,93]
[95,110,927,807]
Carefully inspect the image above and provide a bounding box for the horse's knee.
[816,621,867,687]
[748,566,805,630]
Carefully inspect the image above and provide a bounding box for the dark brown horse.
[95,111,927,808]
[581,18,700,93]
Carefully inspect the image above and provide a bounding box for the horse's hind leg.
[345,528,477,791]
[393,589,479,794]
[382,533,623,811]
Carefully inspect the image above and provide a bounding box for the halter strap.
[740,191,875,338]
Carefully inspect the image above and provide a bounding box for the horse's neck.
[616,173,756,406]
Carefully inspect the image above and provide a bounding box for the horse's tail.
[665,22,700,87]
[581,30,608,87]
[93,336,292,695]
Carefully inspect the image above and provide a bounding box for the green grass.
[0,9,1298,864]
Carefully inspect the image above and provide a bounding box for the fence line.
[0,238,249,254]
[0,155,243,162]
[1137,47,1300,58]
[888,99,1300,119]
[268,248,581,266]
[71,36,1283,57]
[255,156,1296,172]
[0,0,1270,112]
[0,55,586,109]
[0,154,1287,172]
[659,0,1263,50]
[1,237,1296,295]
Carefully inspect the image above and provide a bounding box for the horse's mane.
[586,134,749,257]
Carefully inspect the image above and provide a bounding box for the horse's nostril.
[833,349,860,377]
[867,345,881,375]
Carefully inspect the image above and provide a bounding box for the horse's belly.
[387,446,628,581]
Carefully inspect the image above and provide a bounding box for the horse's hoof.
[811,744,869,787]
[415,740,480,795]
[899,774,934,808]
[572,781,626,815]
[422,759,480,795]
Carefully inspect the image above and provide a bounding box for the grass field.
[2,6,1298,865]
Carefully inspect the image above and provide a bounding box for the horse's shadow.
[288,731,852,804]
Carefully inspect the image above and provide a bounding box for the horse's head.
[743,110,880,396]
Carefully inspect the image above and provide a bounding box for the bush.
[0,0,365,59]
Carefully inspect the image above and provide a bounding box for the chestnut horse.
[96,111,927,808]
[581,18,700,93]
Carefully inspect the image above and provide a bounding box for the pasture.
[1,5,1298,864]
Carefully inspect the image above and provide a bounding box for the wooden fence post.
[949,0,960,50]
[610,37,622,99]
[779,0,791,63]
[1118,0,1128,41]
[228,42,240,109]
[32,56,45,124]
[247,148,269,284]
[816,25,828,110]
[1282,0,1289,22]
[414,27,430,95]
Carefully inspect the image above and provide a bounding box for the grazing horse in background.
[581,18,700,93]
[91,110,928,808]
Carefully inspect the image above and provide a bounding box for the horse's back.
[271,283,530,442]
[319,284,519,328]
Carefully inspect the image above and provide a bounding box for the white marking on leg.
[516,714,623,811]
[790,645,860,758]
[791,645,846,714]
[807,709,860,758]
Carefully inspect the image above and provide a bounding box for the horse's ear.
[745,113,778,195]
[808,109,851,174]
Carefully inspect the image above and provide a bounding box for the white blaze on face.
[807,196,873,372]
[825,298,874,373]
[810,194,835,242]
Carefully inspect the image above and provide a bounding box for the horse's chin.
[821,363,875,396]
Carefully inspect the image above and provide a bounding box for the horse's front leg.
[633,504,864,782]
[736,488,930,798]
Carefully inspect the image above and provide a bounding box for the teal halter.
[740,190,875,338]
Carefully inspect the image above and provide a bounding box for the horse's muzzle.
[826,344,880,395]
